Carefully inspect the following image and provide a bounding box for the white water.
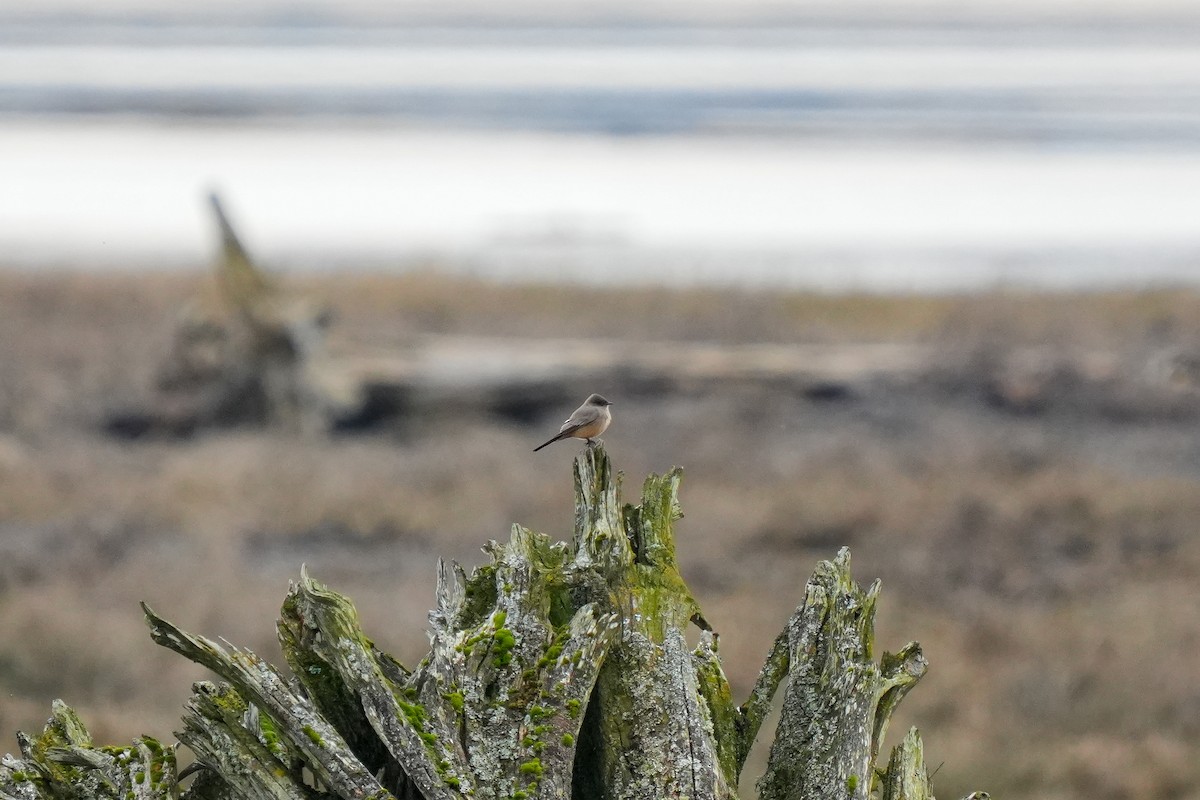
[6,42,1200,92]
[3,121,1199,289]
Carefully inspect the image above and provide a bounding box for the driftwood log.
[0,446,985,800]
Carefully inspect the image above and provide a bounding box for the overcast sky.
[5,0,1199,20]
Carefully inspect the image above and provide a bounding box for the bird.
[533,394,614,452]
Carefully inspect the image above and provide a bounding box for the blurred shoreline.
[3,120,1199,289]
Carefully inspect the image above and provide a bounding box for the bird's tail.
[533,431,571,452]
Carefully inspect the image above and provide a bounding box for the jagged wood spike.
[206,190,330,351]
[571,446,739,800]
[757,549,882,800]
[207,192,276,317]
[283,570,466,800]
[881,727,931,800]
[141,602,396,800]
[736,628,791,771]
[278,570,406,790]
[874,644,928,764]
[572,445,627,570]
[432,558,467,627]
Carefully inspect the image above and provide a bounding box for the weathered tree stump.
[0,446,986,800]
[107,193,334,438]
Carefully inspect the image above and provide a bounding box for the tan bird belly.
[572,415,610,440]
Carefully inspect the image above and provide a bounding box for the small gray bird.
[533,394,613,451]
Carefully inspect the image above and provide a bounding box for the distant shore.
[4,123,1199,290]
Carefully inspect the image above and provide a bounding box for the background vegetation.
[2,270,1200,799]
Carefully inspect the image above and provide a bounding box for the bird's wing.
[560,407,599,433]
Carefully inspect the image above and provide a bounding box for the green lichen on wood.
[444,691,465,713]
[458,563,499,629]
[692,631,743,782]
[491,627,518,668]
[28,700,94,788]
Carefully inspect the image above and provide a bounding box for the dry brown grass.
[3,269,1200,799]
[303,270,1200,347]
